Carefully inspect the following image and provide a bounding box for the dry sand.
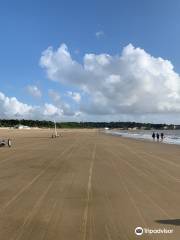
[0,128,180,239]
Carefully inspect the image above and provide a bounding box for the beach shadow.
[155,219,180,226]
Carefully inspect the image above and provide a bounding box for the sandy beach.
[0,128,180,239]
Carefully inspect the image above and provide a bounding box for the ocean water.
[106,129,180,145]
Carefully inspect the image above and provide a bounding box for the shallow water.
[106,129,180,145]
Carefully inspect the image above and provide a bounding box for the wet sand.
[0,128,180,239]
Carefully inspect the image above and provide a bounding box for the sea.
[105,129,180,145]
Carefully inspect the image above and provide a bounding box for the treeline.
[0,119,179,130]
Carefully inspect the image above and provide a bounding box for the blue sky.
[1,0,180,122]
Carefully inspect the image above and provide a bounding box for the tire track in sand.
[10,138,81,240]
[0,139,77,214]
[82,143,96,240]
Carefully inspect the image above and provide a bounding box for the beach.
[0,128,180,239]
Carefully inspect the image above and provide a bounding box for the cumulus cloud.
[0,91,77,120]
[67,91,81,102]
[43,103,63,116]
[48,89,76,116]
[0,92,33,118]
[27,85,42,98]
[40,44,85,85]
[40,43,180,119]
[95,31,104,38]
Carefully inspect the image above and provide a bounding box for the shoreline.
[106,129,180,146]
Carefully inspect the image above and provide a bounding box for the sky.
[1,0,180,123]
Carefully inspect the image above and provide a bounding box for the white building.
[14,125,31,130]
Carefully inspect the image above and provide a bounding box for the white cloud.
[0,91,78,120]
[0,92,33,118]
[40,43,180,122]
[43,103,63,116]
[27,85,42,98]
[48,89,61,102]
[67,91,81,102]
[95,31,104,38]
[40,44,85,85]
[48,89,76,116]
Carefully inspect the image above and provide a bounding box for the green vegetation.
[0,119,179,130]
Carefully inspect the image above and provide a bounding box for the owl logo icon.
[135,227,143,236]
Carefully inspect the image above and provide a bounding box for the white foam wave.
[106,130,180,145]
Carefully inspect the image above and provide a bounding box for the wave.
[105,130,180,145]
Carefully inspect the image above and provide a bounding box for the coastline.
[106,129,180,146]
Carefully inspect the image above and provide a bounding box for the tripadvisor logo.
[135,226,174,236]
[135,227,143,236]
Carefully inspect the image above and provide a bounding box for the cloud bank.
[40,43,180,119]
[0,91,78,120]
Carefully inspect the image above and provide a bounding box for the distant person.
[161,132,164,141]
[152,132,155,141]
[156,133,160,141]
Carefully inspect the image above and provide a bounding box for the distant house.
[128,127,137,130]
[14,125,31,130]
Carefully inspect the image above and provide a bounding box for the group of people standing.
[152,132,164,141]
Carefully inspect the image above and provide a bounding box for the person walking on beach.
[160,132,164,141]
[152,132,155,141]
[156,133,160,141]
